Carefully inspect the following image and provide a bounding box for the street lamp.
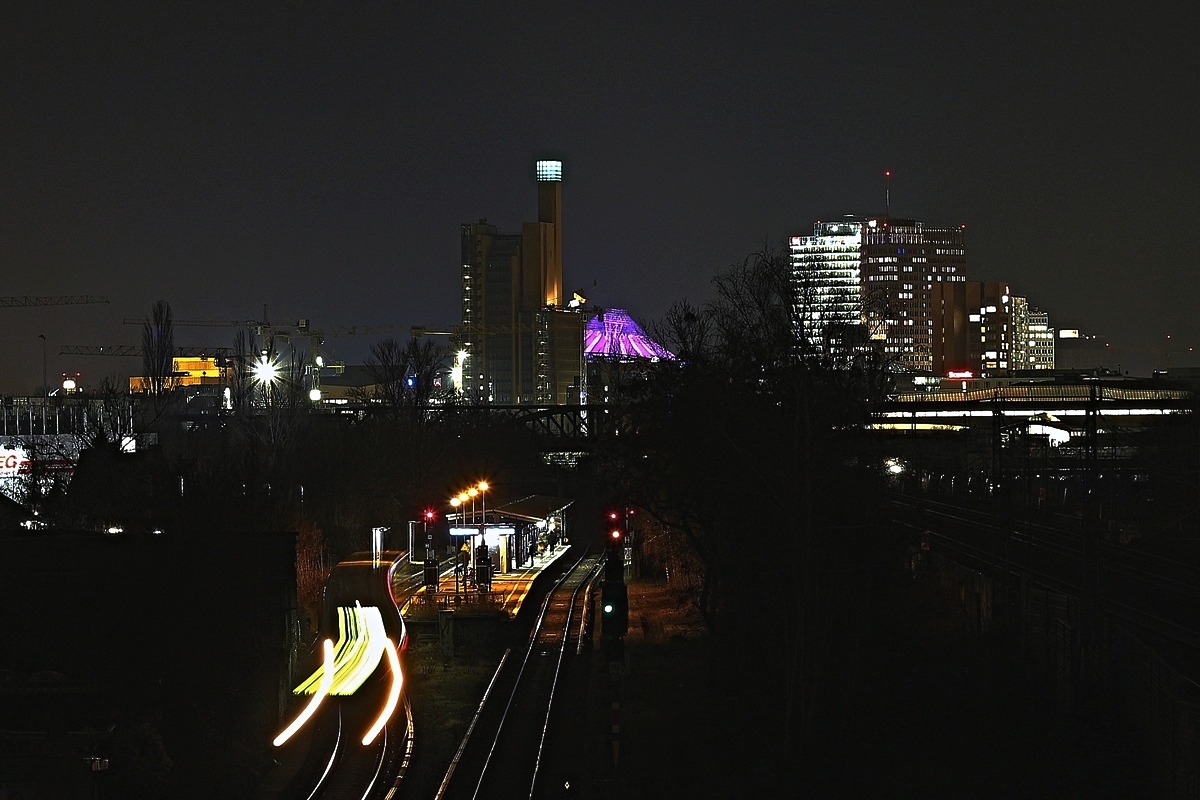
[478,481,488,526]
[252,354,279,406]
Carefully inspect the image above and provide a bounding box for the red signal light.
[608,511,619,521]
[610,529,622,540]
[423,509,436,522]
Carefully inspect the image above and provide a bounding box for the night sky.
[2,2,1197,394]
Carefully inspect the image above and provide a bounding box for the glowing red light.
[610,529,621,539]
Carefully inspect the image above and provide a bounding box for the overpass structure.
[873,382,1192,432]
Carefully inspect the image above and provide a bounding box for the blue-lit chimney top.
[536,160,563,181]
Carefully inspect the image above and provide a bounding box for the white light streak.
[274,639,334,747]
[362,636,404,746]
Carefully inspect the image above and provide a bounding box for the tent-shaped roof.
[584,309,675,361]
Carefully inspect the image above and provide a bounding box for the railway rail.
[892,494,1200,648]
[435,549,603,800]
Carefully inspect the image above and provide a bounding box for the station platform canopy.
[492,495,574,523]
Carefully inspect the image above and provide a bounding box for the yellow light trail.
[361,636,404,746]
[293,604,387,697]
[273,639,334,747]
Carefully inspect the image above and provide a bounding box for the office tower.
[931,281,1012,377]
[861,217,967,373]
[790,215,967,372]
[788,218,866,351]
[1010,297,1056,372]
[460,160,584,404]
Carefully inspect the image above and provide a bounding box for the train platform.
[393,542,574,619]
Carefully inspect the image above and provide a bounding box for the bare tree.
[651,299,715,364]
[606,243,894,768]
[359,337,448,415]
[361,338,407,412]
[229,328,255,414]
[141,300,177,416]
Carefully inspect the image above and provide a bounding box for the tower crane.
[1,295,109,307]
[60,345,228,358]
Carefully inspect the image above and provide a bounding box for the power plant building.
[460,161,586,404]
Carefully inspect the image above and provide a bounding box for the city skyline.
[3,3,1198,394]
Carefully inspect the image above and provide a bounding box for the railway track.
[892,494,1200,648]
[435,550,603,800]
[274,555,413,800]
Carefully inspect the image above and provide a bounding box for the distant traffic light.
[423,508,437,523]
[601,581,628,638]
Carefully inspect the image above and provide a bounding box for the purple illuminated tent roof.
[584,309,675,361]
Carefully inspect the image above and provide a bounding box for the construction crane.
[1,295,109,308]
[122,318,257,328]
[60,345,229,358]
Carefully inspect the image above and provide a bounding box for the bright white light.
[274,639,335,747]
[253,357,278,384]
[293,605,387,698]
[361,636,404,745]
[885,458,905,475]
[308,388,322,402]
[1028,424,1071,447]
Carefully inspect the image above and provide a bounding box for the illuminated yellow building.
[129,357,232,393]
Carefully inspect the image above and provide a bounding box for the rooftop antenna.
[884,169,892,219]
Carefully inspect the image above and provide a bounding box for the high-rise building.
[931,281,1012,377]
[788,218,866,351]
[790,215,967,372]
[1010,297,1055,372]
[460,160,585,404]
[861,217,967,373]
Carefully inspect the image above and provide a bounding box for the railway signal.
[601,581,628,638]
[606,524,624,582]
[422,508,439,590]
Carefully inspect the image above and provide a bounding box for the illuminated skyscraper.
[789,218,866,351]
[1010,297,1055,372]
[861,217,967,373]
[460,160,584,404]
[790,215,967,372]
